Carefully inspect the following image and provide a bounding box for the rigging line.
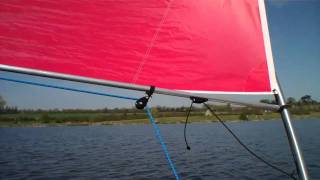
[0,77,138,101]
[146,106,180,180]
[1,76,180,179]
[131,0,174,84]
[184,101,193,150]
[203,103,297,180]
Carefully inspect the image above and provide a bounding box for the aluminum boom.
[0,64,279,111]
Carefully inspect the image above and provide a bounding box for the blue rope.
[0,77,138,101]
[146,106,180,180]
[0,76,180,179]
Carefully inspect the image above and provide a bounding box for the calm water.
[0,119,319,180]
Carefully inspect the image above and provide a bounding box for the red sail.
[0,0,276,94]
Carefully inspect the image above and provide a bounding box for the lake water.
[0,119,319,179]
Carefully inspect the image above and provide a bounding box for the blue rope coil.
[0,76,179,180]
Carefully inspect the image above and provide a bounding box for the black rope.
[183,97,208,150]
[203,103,297,180]
[184,101,193,150]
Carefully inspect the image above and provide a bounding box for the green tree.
[239,113,248,121]
[287,97,296,105]
[0,95,6,109]
[300,95,312,104]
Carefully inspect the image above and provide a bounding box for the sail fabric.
[0,0,277,94]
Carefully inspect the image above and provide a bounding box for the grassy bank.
[1,111,319,127]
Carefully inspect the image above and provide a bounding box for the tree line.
[1,95,319,114]
[260,95,319,105]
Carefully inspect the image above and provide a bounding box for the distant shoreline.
[1,113,319,128]
[2,100,320,128]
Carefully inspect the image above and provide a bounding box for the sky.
[0,0,319,110]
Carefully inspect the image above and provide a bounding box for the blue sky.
[0,0,319,109]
